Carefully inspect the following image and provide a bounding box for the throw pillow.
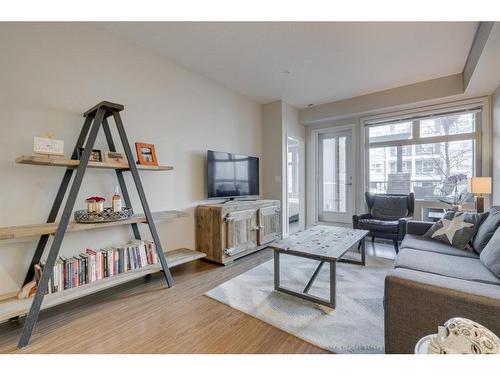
[472,206,500,254]
[424,211,482,249]
[480,226,500,278]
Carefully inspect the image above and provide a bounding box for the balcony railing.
[369,179,473,201]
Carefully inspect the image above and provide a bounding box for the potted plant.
[437,174,471,211]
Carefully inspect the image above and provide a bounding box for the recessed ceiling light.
[307,104,314,108]
[283,70,292,75]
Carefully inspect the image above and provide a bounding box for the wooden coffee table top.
[269,225,368,262]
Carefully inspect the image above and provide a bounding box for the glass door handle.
[345,182,353,186]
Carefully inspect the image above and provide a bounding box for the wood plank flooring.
[0,241,395,354]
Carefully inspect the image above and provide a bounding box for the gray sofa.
[384,214,500,354]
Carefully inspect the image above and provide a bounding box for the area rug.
[205,253,393,353]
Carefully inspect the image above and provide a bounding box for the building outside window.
[366,108,480,200]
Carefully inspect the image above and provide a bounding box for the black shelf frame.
[17,101,174,348]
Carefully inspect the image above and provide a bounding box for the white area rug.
[205,254,393,353]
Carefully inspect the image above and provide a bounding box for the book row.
[37,240,159,294]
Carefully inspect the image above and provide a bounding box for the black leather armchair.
[352,192,415,253]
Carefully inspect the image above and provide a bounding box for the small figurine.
[17,264,43,299]
[428,317,500,354]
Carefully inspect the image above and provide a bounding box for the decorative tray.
[74,207,134,223]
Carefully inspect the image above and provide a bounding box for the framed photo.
[34,136,64,156]
[104,151,128,164]
[77,147,103,162]
[135,142,158,166]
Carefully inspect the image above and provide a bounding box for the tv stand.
[196,199,281,265]
[221,197,258,204]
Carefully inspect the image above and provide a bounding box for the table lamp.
[470,177,492,213]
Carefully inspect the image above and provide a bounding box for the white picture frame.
[34,136,64,156]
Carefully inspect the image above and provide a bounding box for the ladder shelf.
[7,101,197,348]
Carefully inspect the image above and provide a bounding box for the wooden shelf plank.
[0,248,205,323]
[0,211,188,242]
[16,155,173,171]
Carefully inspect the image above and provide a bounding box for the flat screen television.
[207,150,259,199]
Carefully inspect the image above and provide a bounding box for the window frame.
[361,101,483,201]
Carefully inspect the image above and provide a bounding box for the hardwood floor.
[0,241,395,354]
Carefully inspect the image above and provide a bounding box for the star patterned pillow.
[424,211,483,249]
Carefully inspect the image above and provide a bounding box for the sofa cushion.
[395,248,500,285]
[480,226,500,278]
[472,206,500,254]
[423,211,482,249]
[358,218,399,233]
[401,234,478,258]
[387,268,500,300]
[371,195,408,220]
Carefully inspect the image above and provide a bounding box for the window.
[416,160,435,175]
[368,122,412,143]
[403,160,412,173]
[370,162,383,174]
[389,161,396,174]
[390,145,412,157]
[366,107,480,199]
[420,113,475,138]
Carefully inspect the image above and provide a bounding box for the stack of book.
[38,240,159,294]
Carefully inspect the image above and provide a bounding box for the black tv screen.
[207,150,259,199]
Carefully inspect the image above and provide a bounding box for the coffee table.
[269,225,369,308]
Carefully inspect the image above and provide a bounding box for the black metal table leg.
[303,261,324,293]
[361,238,366,266]
[274,250,280,290]
[329,260,336,308]
[338,238,367,266]
[273,250,335,309]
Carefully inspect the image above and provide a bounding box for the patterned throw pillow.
[424,211,482,249]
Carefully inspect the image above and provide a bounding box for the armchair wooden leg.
[393,240,399,254]
[372,236,375,243]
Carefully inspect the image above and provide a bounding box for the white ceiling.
[100,22,478,108]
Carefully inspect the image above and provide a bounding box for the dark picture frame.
[104,151,128,164]
[135,142,158,166]
[77,147,103,162]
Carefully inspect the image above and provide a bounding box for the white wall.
[282,102,306,231]
[493,84,500,204]
[261,100,306,233]
[283,102,306,140]
[261,101,283,201]
[301,74,464,125]
[0,23,262,295]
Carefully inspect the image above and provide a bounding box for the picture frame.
[34,136,64,156]
[104,151,128,164]
[135,142,158,166]
[77,147,103,162]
